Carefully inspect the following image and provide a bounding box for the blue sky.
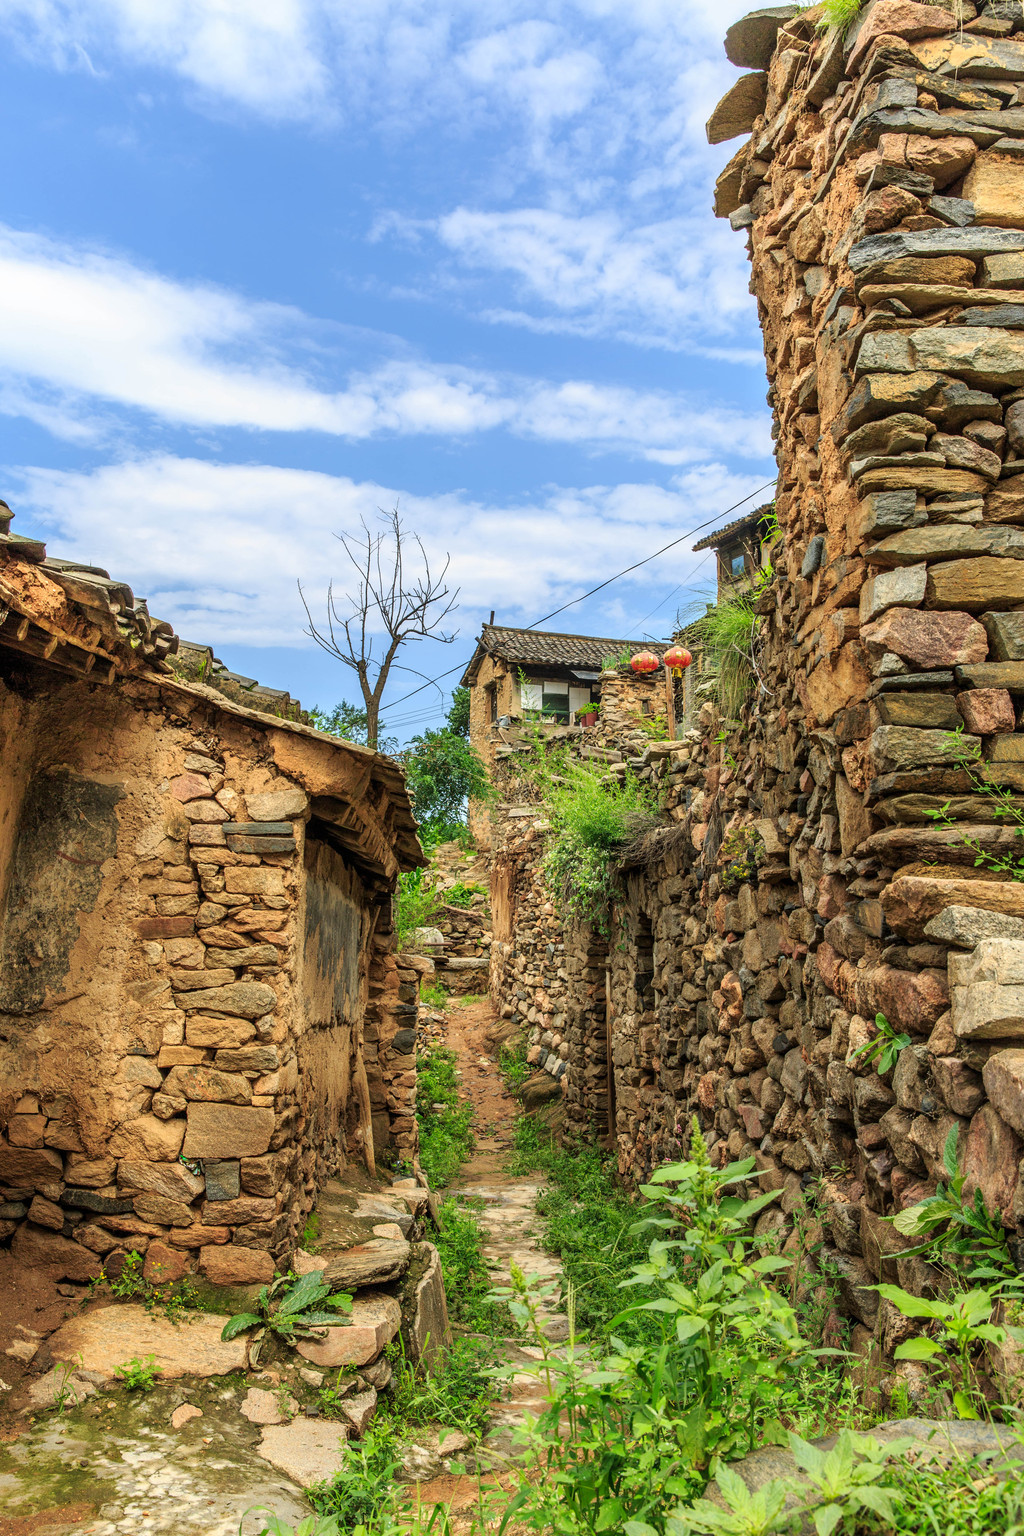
[0,0,775,740]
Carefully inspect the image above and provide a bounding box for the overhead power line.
[382,477,778,714]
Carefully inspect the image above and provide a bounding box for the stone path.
[431,999,569,1452]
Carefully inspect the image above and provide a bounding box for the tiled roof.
[460,624,666,685]
[692,503,773,554]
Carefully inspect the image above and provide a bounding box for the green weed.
[416,1045,474,1188]
[221,1271,353,1365]
[395,867,441,951]
[497,1039,529,1095]
[90,1248,200,1324]
[851,1011,911,1077]
[420,981,450,1010]
[432,1195,514,1332]
[113,1354,158,1392]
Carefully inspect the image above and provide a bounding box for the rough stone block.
[928,557,1024,611]
[869,724,980,772]
[862,608,988,670]
[161,1066,252,1104]
[10,1226,102,1281]
[323,1239,412,1289]
[956,688,1016,734]
[116,1159,205,1202]
[925,904,1024,947]
[199,1245,275,1284]
[109,1114,185,1163]
[984,610,1024,662]
[724,6,800,69]
[175,982,276,1017]
[186,1017,256,1048]
[204,1160,241,1201]
[400,1241,452,1370]
[859,563,927,623]
[952,979,1024,1038]
[705,71,767,145]
[982,1048,1024,1137]
[296,1291,402,1368]
[223,868,286,897]
[181,1104,275,1159]
[963,151,1024,229]
[930,1056,986,1117]
[963,1102,1021,1223]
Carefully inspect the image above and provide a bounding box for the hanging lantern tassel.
[662,647,692,741]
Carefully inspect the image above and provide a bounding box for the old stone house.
[693,504,776,598]
[0,512,423,1285]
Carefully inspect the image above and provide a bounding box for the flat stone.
[990,735,1024,759]
[925,904,1024,946]
[913,30,1024,78]
[292,1249,328,1275]
[850,226,1024,274]
[955,661,1024,689]
[221,822,294,836]
[962,304,1024,327]
[851,106,1004,153]
[175,982,277,1017]
[323,1238,412,1289]
[47,1304,246,1380]
[170,1402,204,1429]
[871,525,1024,566]
[226,837,296,854]
[181,1103,275,1159]
[869,724,980,772]
[257,1419,350,1487]
[929,557,1024,610]
[885,874,1024,936]
[724,5,799,68]
[874,692,961,727]
[296,1291,402,1368]
[706,72,767,145]
[25,1367,97,1411]
[865,324,1024,388]
[186,1017,256,1048]
[245,789,308,821]
[241,1386,298,1425]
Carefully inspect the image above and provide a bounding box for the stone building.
[491,0,1024,1356]
[0,514,423,1284]
[693,503,777,595]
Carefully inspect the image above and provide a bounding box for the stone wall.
[492,0,1024,1358]
[0,551,423,1286]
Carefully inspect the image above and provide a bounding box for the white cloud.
[0,223,770,459]
[13,453,773,646]
[435,206,759,356]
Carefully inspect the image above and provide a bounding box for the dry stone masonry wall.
[493,0,1024,1351]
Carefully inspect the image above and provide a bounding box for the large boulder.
[47,1303,246,1379]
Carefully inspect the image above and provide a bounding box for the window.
[727,549,746,579]
[542,690,570,722]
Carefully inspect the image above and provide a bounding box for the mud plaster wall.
[0,659,412,1286]
[493,0,1024,1378]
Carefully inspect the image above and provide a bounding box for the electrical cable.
[381,477,777,714]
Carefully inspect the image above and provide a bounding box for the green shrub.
[394,866,440,951]
[542,759,660,932]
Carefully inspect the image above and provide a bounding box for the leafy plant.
[493,1121,839,1536]
[395,866,441,951]
[924,753,1024,883]
[114,1354,158,1392]
[244,1512,345,1536]
[433,1194,515,1332]
[601,648,635,669]
[387,1332,499,1437]
[416,1044,474,1188]
[308,1421,404,1527]
[51,1355,83,1414]
[90,1248,199,1324]
[442,879,486,908]
[890,1124,1024,1291]
[667,1462,790,1536]
[878,1282,1018,1419]
[221,1271,353,1365]
[850,1012,910,1077]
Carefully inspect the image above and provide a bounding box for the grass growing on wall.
[696,593,758,718]
[817,0,863,31]
[542,757,661,932]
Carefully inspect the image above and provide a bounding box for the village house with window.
[691,502,776,600]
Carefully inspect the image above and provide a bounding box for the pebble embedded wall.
[0,661,419,1285]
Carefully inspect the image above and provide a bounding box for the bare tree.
[299,505,459,750]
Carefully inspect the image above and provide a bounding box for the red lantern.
[630,650,659,674]
[664,645,692,672]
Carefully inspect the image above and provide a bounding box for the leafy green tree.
[402,725,490,836]
[446,685,471,737]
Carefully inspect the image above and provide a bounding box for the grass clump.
[543,758,661,932]
[420,980,450,1010]
[817,0,863,32]
[696,593,757,717]
[416,1044,474,1188]
[433,1194,515,1333]
[498,1039,529,1095]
